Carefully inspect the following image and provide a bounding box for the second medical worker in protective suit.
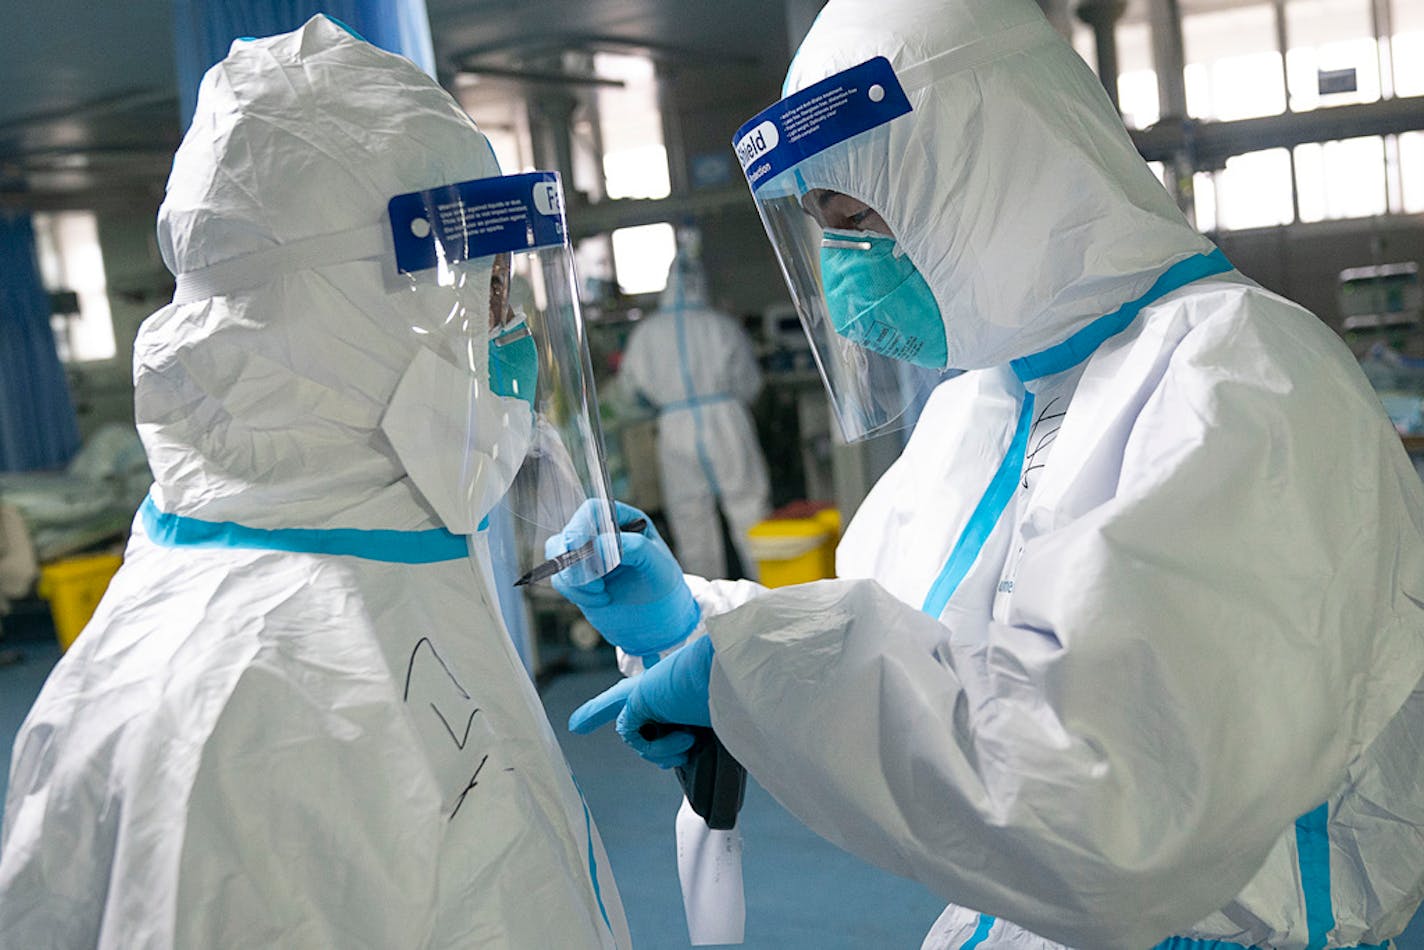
[559,1,1424,948]
[619,250,771,579]
[0,17,630,949]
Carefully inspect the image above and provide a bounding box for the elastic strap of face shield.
[894,16,1062,93]
[171,222,390,305]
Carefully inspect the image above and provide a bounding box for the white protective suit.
[691,1,1424,948]
[0,18,629,949]
[620,255,771,579]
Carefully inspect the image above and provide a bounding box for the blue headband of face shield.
[820,229,948,370]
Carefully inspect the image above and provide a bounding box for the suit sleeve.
[703,305,1424,948]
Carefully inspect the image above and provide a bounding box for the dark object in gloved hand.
[640,722,747,830]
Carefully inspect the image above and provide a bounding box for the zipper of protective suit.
[919,249,1232,620]
[670,279,727,499]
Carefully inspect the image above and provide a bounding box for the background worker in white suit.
[620,249,771,579]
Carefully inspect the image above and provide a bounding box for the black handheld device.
[639,722,747,830]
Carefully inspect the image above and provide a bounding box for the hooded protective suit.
[0,18,629,949]
[687,1,1424,948]
[619,254,770,579]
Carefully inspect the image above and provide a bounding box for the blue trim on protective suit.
[961,914,997,948]
[921,394,1035,617]
[1153,939,1386,949]
[671,280,725,498]
[139,496,469,564]
[324,15,368,41]
[920,252,1232,617]
[660,393,735,413]
[1150,802,1386,949]
[1010,249,1233,383]
[1296,802,1336,950]
[574,783,615,937]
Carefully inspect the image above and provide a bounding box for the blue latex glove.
[489,324,538,406]
[568,635,716,769]
[549,500,701,661]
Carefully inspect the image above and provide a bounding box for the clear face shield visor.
[735,57,953,443]
[385,171,620,585]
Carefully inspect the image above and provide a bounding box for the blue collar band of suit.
[921,248,1235,618]
[1011,249,1234,384]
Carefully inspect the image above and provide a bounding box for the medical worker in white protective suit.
[555,1,1424,948]
[619,251,771,579]
[0,17,630,949]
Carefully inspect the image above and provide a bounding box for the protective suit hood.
[657,250,710,311]
[785,0,1216,370]
[138,14,503,530]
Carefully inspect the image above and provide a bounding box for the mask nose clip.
[822,236,874,251]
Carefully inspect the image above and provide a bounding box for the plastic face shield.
[734,57,950,443]
[387,171,620,585]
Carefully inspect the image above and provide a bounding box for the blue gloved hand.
[568,635,716,769]
[549,500,701,661]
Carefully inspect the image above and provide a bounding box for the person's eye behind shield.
[800,189,895,237]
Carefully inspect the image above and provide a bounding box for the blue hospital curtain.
[173,0,436,127]
[0,214,81,472]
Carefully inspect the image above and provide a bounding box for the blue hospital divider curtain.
[0,214,81,473]
[173,0,436,127]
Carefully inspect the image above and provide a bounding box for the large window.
[1116,21,1160,129]
[1294,136,1388,221]
[1401,132,1424,214]
[610,223,676,296]
[1193,171,1219,233]
[1394,0,1424,97]
[483,124,533,175]
[1284,0,1381,111]
[1129,0,1422,232]
[1202,149,1296,231]
[455,79,535,177]
[594,53,671,201]
[32,211,115,363]
[1183,3,1286,121]
[594,53,677,296]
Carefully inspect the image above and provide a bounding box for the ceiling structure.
[0,0,791,212]
[0,0,1369,212]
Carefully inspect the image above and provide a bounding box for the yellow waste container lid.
[748,518,830,539]
[748,517,832,561]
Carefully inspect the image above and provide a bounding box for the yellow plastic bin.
[747,508,841,588]
[37,553,123,652]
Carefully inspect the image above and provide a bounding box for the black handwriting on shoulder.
[403,637,470,701]
[449,755,490,821]
[432,704,482,749]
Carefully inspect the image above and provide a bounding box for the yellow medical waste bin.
[37,553,123,652]
[747,507,841,588]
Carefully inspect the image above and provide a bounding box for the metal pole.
[1273,0,1303,223]
[1147,0,1195,220]
[1076,0,1128,112]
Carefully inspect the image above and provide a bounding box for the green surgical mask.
[489,319,539,406]
[820,229,947,369]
